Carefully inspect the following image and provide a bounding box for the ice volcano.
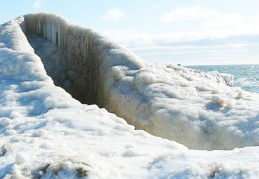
[16,13,259,150]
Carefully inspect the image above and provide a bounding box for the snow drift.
[16,13,259,150]
[1,13,259,178]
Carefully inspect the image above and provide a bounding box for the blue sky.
[1,0,259,65]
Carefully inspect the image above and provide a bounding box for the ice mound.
[1,13,259,178]
[189,68,235,86]
[19,13,259,150]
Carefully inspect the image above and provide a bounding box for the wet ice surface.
[0,14,259,178]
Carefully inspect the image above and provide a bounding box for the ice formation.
[21,13,259,150]
[189,68,235,87]
[0,13,259,178]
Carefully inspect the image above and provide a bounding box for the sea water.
[188,64,259,94]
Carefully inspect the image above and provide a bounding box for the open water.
[189,64,259,94]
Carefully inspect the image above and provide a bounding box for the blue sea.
[188,64,259,94]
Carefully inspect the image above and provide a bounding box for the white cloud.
[102,28,259,65]
[102,25,259,50]
[101,29,153,47]
[102,9,259,56]
[160,4,219,22]
[33,0,43,9]
[253,14,259,21]
[100,8,124,22]
[203,13,244,29]
[145,3,159,13]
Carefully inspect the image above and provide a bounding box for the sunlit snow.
[0,13,259,178]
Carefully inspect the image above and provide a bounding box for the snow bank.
[1,13,259,178]
[18,13,259,150]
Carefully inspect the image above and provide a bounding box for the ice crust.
[0,13,259,178]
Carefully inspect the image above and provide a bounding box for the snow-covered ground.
[0,14,259,178]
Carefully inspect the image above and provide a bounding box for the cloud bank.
[33,0,43,9]
[101,5,259,65]
[160,4,219,22]
[100,8,124,22]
